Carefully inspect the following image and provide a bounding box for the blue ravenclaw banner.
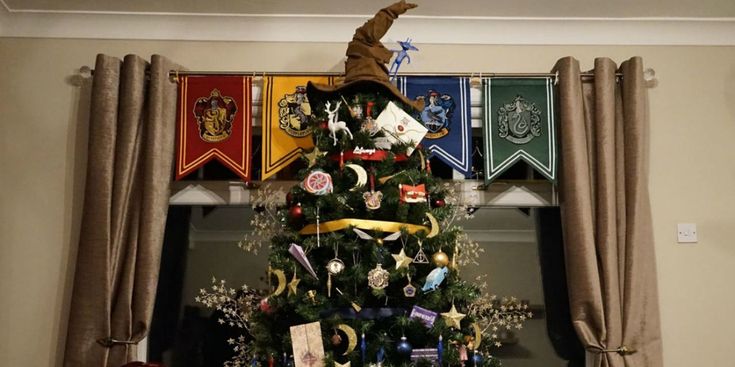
[482,78,556,184]
[396,76,472,177]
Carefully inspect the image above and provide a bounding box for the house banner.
[482,77,556,184]
[176,75,252,181]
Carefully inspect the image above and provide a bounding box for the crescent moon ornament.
[471,322,483,349]
[336,323,358,356]
[345,164,368,191]
[269,267,287,296]
[426,212,440,238]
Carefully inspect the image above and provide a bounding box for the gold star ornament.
[392,248,413,270]
[441,304,466,329]
[303,146,326,168]
[288,272,300,297]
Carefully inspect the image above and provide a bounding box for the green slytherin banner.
[482,78,556,184]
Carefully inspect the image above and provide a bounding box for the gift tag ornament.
[302,170,333,195]
[367,263,390,289]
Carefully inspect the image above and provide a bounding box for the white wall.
[1,38,734,367]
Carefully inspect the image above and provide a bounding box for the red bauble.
[286,192,294,206]
[431,198,446,208]
[259,297,274,314]
[318,120,329,130]
[288,203,304,224]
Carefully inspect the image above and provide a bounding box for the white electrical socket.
[677,223,698,243]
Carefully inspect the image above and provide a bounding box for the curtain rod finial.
[79,65,92,78]
[643,67,658,88]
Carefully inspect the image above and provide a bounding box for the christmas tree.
[196,2,531,367]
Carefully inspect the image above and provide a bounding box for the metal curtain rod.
[168,70,611,78]
[81,67,657,83]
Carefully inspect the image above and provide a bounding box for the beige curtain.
[554,56,663,367]
[64,54,178,367]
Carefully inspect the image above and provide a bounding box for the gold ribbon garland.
[299,218,430,236]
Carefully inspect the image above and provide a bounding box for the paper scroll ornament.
[289,322,325,367]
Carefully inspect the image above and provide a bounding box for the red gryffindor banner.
[176,76,252,181]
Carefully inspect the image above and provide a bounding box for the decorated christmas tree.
[196,2,531,367]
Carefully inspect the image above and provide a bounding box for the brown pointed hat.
[307,0,423,112]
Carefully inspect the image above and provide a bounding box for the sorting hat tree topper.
[196,2,532,367]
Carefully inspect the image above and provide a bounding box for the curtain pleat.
[554,56,663,367]
[64,54,179,367]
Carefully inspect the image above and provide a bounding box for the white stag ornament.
[325,100,354,146]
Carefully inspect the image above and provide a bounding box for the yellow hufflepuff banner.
[261,75,338,180]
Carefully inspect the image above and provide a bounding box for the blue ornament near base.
[396,336,413,356]
[471,352,483,366]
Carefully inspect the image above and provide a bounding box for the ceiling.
[4,0,735,18]
[2,0,734,45]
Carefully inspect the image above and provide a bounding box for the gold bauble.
[432,250,450,267]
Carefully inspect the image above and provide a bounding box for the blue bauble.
[471,352,484,366]
[396,336,413,356]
